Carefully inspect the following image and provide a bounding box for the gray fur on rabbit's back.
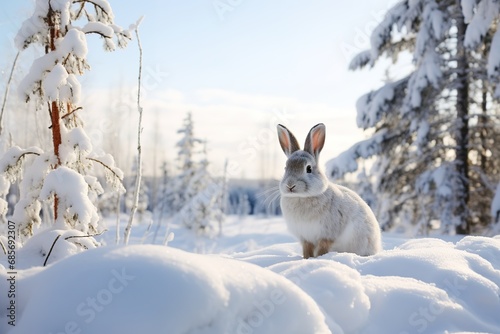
[280,183,381,256]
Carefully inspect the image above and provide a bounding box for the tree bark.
[48,4,62,222]
[455,5,471,234]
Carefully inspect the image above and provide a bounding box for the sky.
[0,0,400,180]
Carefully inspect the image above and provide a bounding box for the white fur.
[277,123,382,257]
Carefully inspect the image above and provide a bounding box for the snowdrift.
[1,224,500,334]
[0,245,330,334]
[234,236,500,333]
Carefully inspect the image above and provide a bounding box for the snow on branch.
[87,154,125,193]
[488,28,500,97]
[326,129,387,180]
[81,21,114,38]
[368,1,408,61]
[0,146,43,183]
[463,0,499,49]
[40,166,99,231]
[404,48,442,110]
[74,0,114,20]
[356,83,395,129]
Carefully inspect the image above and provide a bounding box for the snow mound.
[2,215,500,334]
[3,245,331,334]
[237,236,500,334]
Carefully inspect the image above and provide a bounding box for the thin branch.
[73,0,110,15]
[83,30,112,39]
[0,239,6,255]
[4,150,42,172]
[124,19,144,245]
[61,106,82,119]
[87,157,121,180]
[18,151,41,160]
[43,234,61,266]
[0,52,21,136]
[74,2,85,19]
[43,230,106,266]
[64,229,107,240]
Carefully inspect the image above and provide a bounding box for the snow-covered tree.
[175,143,223,231]
[327,0,500,235]
[169,114,224,231]
[168,112,203,212]
[0,0,129,242]
[356,167,377,210]
[237,192,251,217]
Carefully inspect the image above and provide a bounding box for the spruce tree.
[327,0,500,234]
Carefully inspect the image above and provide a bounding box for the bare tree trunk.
[455,5,471,234]
[124,19,144,245]
[115,193,121,245]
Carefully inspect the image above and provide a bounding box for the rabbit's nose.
[287,184,296,192]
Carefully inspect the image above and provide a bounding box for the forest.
[0,1,499,333]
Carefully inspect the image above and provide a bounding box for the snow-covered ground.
[1,216,500,334]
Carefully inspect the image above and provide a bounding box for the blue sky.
[0,0,400,179]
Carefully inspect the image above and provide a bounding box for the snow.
[326,129,387,179]
[60,28,88,59]
[415,119,429,147]
[14,0,49,50]
[42,63,69,101]
[0,146,43,182]
[18,52,58,101]
[488,28,500,84]
[39,166,99,231]
[355,83,395,129]
[405,49,442,110]
[128,15,145,31]
[368,1,408,61]
[81,22,114,38]
[65,127,93,154]
[1,216,499,334]
[464,0,499,49]
[3,1,500,331]
[3,244,330,334]
[88,0,114,19]
[461,0,478,23]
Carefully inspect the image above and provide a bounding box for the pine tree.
[176,142,222,231]
[0,0,128,241]
[169,112,203,212]
[327,0,500,234]
[169,113,223,231]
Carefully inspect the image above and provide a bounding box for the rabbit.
[276,123,382,258]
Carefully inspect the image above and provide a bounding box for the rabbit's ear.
[304,123,326,160]
[277,124,300,157]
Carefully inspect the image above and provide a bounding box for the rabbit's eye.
[306,165,312,173]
